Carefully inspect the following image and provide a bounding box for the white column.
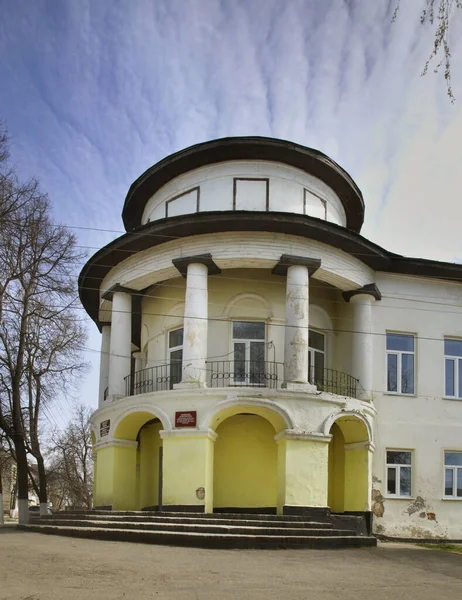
[180,262,208,386]
[108,292,132,398]
[98,325,111,406]
[283,265,311,387]
[351,294,374,401]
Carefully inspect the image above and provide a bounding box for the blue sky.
[1,0,462,423]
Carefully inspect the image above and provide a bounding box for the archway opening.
[136,418,163,510]
[328,415,370,513]
[213,413,277,513]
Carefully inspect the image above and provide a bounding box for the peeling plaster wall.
[371,273,462,539]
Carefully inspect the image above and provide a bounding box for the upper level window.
[304,189,327,220]
[386,333,415,394]
[444,451,462,498]
[233,178,269,211]
[386,450,412,497]
[168,328,183,387]
[444,339,462,398]
[308,329,325,385]
[165,187,200,218]
[232,321,265,385]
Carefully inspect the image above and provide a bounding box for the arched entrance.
[137,419,163,510]
[213,413,278,512]
[328,415,371,513]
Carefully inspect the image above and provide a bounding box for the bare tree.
[0,126,87,523]
[394,0,462,102]
[48,405,93,510]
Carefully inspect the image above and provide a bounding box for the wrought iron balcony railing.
[206,360,283,389]
[123,362,358,398]
[124,363,181,397]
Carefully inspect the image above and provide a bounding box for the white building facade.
[81,137,462,540]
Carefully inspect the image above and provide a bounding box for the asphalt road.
[0,527,461,599]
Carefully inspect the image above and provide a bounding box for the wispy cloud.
[1,0,461,409]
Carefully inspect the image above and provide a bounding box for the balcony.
[123,361,358,398]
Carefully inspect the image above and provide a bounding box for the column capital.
[342,283,381,303]
[272,254,321,277]
[102,284,137,301]
[172,253,221,278]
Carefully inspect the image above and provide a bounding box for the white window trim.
[385,332,416,396]
[385,449,413,499]
[308,328,326,383]
[443,338,462,400]
[443,450,462,500]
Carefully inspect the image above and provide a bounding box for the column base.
[280,381,317,393]
[282,505,331,520]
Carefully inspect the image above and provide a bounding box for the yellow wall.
[94,446,115,507]
[344,447,370,511]
[112,445,137,510]
[278,438,329,511]
[214,415,277,509]
[328,424,345,512]
[162,435,214,511]
[139,421,162,509]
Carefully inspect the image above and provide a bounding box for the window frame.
[443,338,462,400]
[443,450,462,499]
[167,327,183,388]
[303,188,327,220]
[308,328,326,385]
[385,332,416,396]
[232,178,270,211]
[165,187,200,218]
[385,449,413,498]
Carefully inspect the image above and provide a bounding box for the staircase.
[21,510,377,549]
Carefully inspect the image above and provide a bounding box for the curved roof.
[122,136,365,232]
[79,211,462,329]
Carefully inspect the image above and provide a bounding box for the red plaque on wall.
[175,411,197,428]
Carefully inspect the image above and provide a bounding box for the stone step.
[20,524,377,549]
[43,513,333,529]
[30,518,351,537]
[60,510,328,522]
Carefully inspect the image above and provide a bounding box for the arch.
[322,410,372,444]
[113,403,172,440]
[222,292,273,320]
[200,398,293,434]
[309,304,333,332]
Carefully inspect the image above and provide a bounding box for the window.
[232,321,265,385]
[444,339,462,398]
[386,450,412,497]
[165,187,200,218]
[233,178,269,211]
[304,189,327,220]
[168,328,183,388]
[386,333,415,394]
[308,329,325,385]
[444,452,462,498]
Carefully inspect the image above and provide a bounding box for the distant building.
[81,137,462,539]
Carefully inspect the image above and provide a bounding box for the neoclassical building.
[80,137,462,540]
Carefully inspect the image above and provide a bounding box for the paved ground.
[0,526,461,600]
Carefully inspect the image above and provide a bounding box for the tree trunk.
[0,466,4,526]
[36,454,48,516]
[13,435,29,524]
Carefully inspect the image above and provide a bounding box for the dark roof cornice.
[78,211,462,330]
[122,136,365,232]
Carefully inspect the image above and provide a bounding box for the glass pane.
[234,342,246,382]
[444,339,462,357]
[458,469,462,498]
[233,321,265,340]
[169,328,183,348]
[387,333,414,352]
[309,330,325,351]
[387,467,396,494]
[401,353,414,394]
[314,351,325,385]
[445,469,454,496]
[387,354,398,392]
[249,342,265,384]
[445,359,455,396]
[445,452,462,466]
[169,349,182,385]
[387,451,411,465]
[400,467,412,496]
